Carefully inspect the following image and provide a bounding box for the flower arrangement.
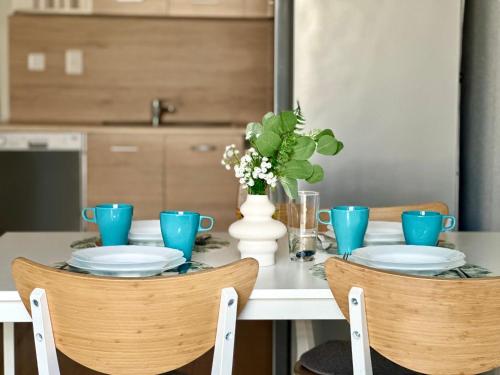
[221,105,343,199]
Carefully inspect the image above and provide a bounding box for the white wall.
[0,0,11,121]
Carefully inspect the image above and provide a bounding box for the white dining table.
[1,231,500,375]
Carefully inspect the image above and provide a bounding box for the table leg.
[3,322,14,375]
[272,320,291,375]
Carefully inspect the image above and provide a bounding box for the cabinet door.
[168,0,273,18]
[244,0,274,18]
[92,0,168,16]
[87,133,163,220]
[164,134,243,230]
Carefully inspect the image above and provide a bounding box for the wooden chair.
[12,257,259,375]
[296,258,500,374]
[369,201,449,222]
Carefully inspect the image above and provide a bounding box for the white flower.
[225,165,230,170]
[262,157,268,162]
[248,179,255,187]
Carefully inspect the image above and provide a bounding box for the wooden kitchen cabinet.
[164,134,244,230]
[13,0,273,17]
[87,133,164,220]
[168,0,273,18]
[87,131,244,229]
[92,0,169,16]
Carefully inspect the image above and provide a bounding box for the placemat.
[317,234,456,253]
[309,259,491,281]
[70,234,229,253]
[53,260,213,277]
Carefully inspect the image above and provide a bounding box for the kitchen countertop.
[0,122,246,135]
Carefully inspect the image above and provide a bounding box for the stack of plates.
[328,221,405,245]
[129,220,163,246]
[349,245,466,275]
[67,246,185,277]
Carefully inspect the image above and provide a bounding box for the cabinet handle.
[110,145,139,153]
[191,144,217,152]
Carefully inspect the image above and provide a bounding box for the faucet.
[151,99,176,127]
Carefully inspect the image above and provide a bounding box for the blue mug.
[160,211,215,261]
[82,203,133,246]
[402,210,456,246]
[318,206,369,254]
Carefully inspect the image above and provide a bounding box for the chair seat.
[296,340,422,375]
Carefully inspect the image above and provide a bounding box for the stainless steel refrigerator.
[290,0,463,215]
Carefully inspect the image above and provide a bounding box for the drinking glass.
[287,191,319,261]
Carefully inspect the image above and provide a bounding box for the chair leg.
[348,287,372,375]
[30,288,60,375]
[211,287,238,375]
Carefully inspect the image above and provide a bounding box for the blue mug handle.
[441,215,456,232]
[317,209,332,226]
[81,207,96,223]
[199,215,215,232]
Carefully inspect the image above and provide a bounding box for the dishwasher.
[0,132,85,233]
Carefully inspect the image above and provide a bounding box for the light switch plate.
[27,53,45,71]
[65,49,83,75]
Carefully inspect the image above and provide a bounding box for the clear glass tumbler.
[287,191,320,261]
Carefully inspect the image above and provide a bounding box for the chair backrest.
[12,257,258,375]
[369,201,449,221]
[325,257,500,375]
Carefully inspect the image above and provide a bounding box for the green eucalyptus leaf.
[246,122,263,140]
[279,176,298,199]
[255,131,281,157]
[313,129,334,141]
[262,112,275,127]
[317,135,339,155]
[282,160,314,179]
[292,136,316,160]
[262,112,282,134]
[306,165,324,184]
[280,111,298,133]
[335,141,344,155]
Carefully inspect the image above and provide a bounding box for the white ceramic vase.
[228,194,287,266]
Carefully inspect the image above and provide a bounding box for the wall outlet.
[65,49,83,75]
[27,53,45,71]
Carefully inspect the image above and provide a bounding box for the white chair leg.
[349,287,372,375]
[3,322,15,375]
[30,288,60,375]
[293,320,315,361]
[211,287,238,375]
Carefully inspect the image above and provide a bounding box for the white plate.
[70,246,183,270]
[349,245,465,271]
[327,221,404,243]
[129,220,162,241]
[68,257,186,277]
